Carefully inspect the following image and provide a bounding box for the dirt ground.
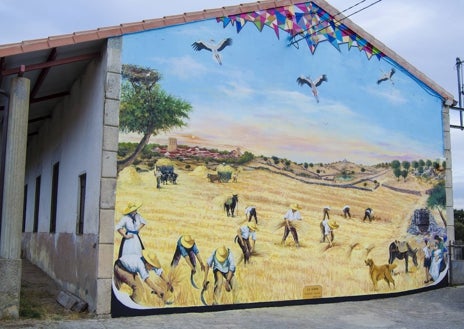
[16,258,93,321]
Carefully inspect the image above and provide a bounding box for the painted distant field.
[114,159,443,307]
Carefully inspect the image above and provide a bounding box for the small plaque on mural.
[302,285,322,299]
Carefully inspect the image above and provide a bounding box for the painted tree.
[393,167,402,181]
[401,160,411,171]
[391,160,401,169]
[427,180,447,226]
[401,169,408,182]
[118,64,192,173]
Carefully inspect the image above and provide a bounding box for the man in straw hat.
[321,216,339,248]
[113,249,172,304]
[281,203,302,248]
[320,206,331,243]
[171,235,206,274]
[235,222,258,264]
[116,201,146,258]
[202,246,236,305]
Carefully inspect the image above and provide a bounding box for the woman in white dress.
[116,201,147,257]
[429,242,443,282]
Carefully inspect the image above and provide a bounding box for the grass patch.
[19,295,43,319]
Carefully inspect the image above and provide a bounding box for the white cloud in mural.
[217,81,255,99]
[364,86,408,105]
[150,55,208,79]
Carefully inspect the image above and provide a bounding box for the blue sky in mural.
[121,18,443,166]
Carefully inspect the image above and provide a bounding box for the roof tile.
[21,39,52,53]
[73,31,100,43]
[0,44,23,57]
[120,22,145,34]
[48,34,76,48]
[184,10,208,22]
[202,8,225,17]
[142,18,169,30]
[96,26,123,39]
[221,6,242,16]
[163,14,187,26]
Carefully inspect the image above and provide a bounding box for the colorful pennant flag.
[216,1,385,60]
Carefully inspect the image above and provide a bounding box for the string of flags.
[216,1,384,60]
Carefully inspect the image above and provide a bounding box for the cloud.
[150,55,208,79]
[364,85,407,105]
[217,81,255,99]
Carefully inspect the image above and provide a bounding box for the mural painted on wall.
[112,1,448,314]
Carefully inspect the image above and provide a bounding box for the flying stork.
[296,74,328,103]
[191,38,233,65]
[377,68,396,85]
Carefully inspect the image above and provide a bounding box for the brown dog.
[365,258,397,290]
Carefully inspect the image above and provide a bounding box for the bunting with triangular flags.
[215,1,385,60]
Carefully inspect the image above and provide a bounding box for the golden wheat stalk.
[274,220,302,231]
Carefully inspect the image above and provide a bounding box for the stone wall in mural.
[112,1,448,315]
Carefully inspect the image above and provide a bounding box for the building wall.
[21,38,121,313]
[112,2,452,315]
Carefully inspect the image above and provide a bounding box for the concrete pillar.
[0,77,30,319]
[442,104,455,243]
[95,37,121,315]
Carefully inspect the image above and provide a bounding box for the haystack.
[216,163,234,173]
[216,163,235,182]
[118,166,142,185]
[191,165,208,176]
[156,158,175,173]
[156,158,173,167]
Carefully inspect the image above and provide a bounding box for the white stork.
[377,68,396,85]
[296,74,328,103]
[191,38,233,65]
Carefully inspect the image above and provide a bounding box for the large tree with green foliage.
[427,180,447,226]
[118,64,192,173]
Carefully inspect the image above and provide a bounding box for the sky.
[1,0,463,208]
[121,14,443,168]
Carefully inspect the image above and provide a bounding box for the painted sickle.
[200,281,210,306]
[151,290,173,305]
[190,270,199,289]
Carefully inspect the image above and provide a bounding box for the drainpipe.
[456,57,463,127]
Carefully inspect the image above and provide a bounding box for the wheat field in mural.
[114,159,441,308]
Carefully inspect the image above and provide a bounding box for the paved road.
[2,285,464,329]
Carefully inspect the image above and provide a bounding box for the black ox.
[224,194,238,217]
[161,172,178,185]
